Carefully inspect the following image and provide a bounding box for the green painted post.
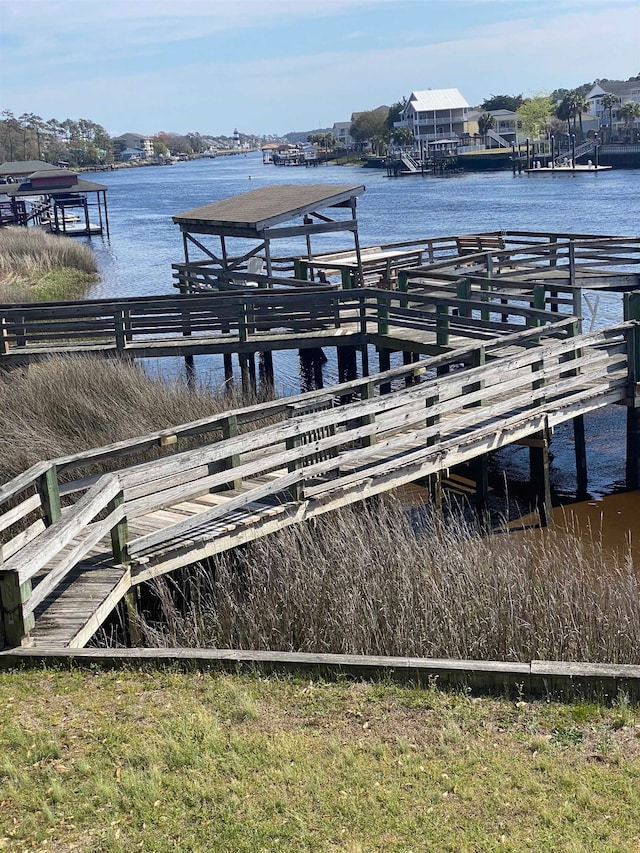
[294,259,308,281]
[456,278,471,319]
[37,465,61,527]
[533,283,546,312]
[436,305,449,347]
[0,571,34,646]
[341,267,354,290]
[377,295,389,336]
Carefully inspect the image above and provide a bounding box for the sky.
[0,0,638,138]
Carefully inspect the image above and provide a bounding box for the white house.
[585,80,640,138]
[331,121,354,148]
[397,88,470,153]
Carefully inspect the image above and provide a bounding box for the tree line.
[0,112,240,168]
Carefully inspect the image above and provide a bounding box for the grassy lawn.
[0,670,639,852]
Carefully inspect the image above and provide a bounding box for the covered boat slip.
[0,166,109,237]
[172,183,365,291]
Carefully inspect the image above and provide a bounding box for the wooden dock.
[1,231,640,650]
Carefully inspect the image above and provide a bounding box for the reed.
[136,496,639,665]
[0,226,97,301]
[0,354,263,483]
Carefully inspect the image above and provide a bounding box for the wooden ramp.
[0,254,638,649]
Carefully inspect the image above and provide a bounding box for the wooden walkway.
[1,232,639,649]
[2,318,637,649]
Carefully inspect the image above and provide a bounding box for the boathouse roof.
[173,184,365,235]
[4,176,108,196]
[0,160,59,177]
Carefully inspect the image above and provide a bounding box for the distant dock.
[526,164,613,175]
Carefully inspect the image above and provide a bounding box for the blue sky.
[0,0,638,137]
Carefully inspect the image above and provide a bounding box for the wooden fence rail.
[1,321,634,646]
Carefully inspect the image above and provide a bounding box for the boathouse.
[172,183,365,290]
[0,164,108,236]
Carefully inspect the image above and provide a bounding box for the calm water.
[81,155,640,513]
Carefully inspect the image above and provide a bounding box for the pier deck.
[1,231,640,650]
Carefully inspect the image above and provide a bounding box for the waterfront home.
[585,79,640,141]
[113,133,154,159]
[332,121,355,149]
[396,88,470,157]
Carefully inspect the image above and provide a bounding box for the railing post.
[358,292,368,337]
[294,259,308,281]
[0,317,9,355]
[341,267,355,290]
[109,491,129,566]
[360,381,376,448]
[624,294,640,381]
[285,434,304,502]
[222,414,242,491]
[0,571,34,646]
[377,294,389,336]
[37,464,61,527]
[239,301,248,343]
[425,392,440,447]
[569,240,576,289]
[456,277,471,319]
[624,296,640,489]
[398,270,409,309]
[114,309,126,351]
[436,305,449,347]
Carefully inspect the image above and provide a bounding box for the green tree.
[391,126,414,147]
[555,96,573,135]
[350,110,389,153]
[478,112,495,142]
[152,138,169,156]
[517,94,553,141]
[618,101,640,136]
[480,94,524,112]
[0,110,22,161]
[386,99,407,130]
[600,93,619,134]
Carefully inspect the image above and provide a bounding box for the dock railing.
[1,318,635,646]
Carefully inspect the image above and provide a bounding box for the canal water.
[81,154,640,546]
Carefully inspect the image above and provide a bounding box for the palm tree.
[555,97,572,135]
[573,94,589,140]
[600,92,619,137]
[560,90,589,139]
[618,101,640,138]
[478,113,494,146]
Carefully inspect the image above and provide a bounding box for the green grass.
[0,669,638,852]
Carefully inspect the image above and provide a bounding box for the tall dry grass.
[0,355,260,483]
[137,497,640,664]
[0,226,97,302]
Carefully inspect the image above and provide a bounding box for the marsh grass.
[0,670,638,852]
[136,496,640,664]
[0,226,97,302]
[0,354,269,484]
